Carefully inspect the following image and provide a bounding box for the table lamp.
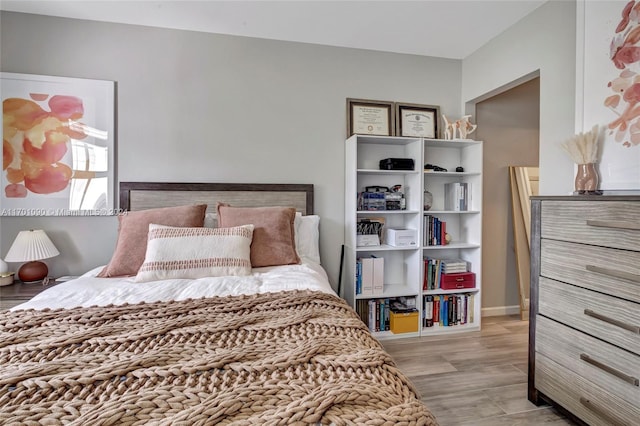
[4,229,60,282]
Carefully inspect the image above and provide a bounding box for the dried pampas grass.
[560,125,601,164]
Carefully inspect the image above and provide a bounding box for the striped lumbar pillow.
[135,223,254,282]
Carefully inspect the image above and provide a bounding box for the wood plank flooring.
[382,315,578,426]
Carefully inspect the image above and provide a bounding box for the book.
[368,299,376,331]
[424,295,434,327]
[384,299,390,331]
[371,256,384,295]
[360,257,374,296]
[444,182,470,211]
[440,258,469,273]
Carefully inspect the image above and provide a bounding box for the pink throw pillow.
[216,204,300,267]
[98,204,207,277]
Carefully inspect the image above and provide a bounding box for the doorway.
[474,77,540,316]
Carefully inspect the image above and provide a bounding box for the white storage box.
[385,228,417,247]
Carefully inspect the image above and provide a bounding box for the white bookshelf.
[422,138,482,335]
[344,134,483,339]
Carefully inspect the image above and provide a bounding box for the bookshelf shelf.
[345,134,482,340]
[373,330,420,340]
[357,210,420,215]
[421,323,481,336]
[422,288,480,296]
[356,284,418,300]
[423,171,481,177]
[358,169,420,175]
[425,210,480,214]
[356,244,419,252]
[422,243,480,250]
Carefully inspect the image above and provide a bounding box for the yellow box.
[390,311,419,334]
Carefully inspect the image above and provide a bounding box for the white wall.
[462,0,577,196]
[0,12,463,285]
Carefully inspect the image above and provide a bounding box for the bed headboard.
[119,182,314,215]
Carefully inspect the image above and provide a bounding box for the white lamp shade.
[4,230,60,262]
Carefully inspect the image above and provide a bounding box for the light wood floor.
[382,315,578,426]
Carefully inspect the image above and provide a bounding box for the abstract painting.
[1,73,115,215]
[580,0,640,190]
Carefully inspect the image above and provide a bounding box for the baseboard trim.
[482,305,521,317]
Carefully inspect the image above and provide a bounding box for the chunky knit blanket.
[0,290,437,425]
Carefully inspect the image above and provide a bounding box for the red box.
[441,272,476,290]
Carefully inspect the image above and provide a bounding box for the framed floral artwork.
[578,0,640,190]
[1,73,116,216]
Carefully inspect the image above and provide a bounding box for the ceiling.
[0,0,547,60]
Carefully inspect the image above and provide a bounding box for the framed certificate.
[396,103,441,139]
[347,98,395,137]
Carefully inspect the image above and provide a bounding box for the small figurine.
[442,114,477,140]
[456,115,477,139]
[442,114,456,140]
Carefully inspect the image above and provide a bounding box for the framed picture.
[578,0,640,190]
[1,72,116,216]
[346,98,395,137]
[395,103,441,139]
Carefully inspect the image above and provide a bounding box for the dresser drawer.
[536,315,640,409]
[536,353,640,426]
[541,239,640,304]
[541,200,640,251]
[539,277,640,355]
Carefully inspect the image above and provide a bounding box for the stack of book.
[423,215,446,246]
[423,293,474,327]
[423,258,470,290]
[444,182,471,211]
[355,298,390,332]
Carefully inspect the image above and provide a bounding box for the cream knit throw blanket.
[0,290,437,425]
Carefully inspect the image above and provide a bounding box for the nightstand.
[0,279,61,310]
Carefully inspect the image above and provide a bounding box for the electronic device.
[379,158,415,171]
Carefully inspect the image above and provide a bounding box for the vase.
[574,163,599,193]
[423,191,433,211]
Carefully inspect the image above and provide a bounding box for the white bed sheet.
[12,261,335,311]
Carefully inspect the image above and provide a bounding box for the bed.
[0,182,437,425]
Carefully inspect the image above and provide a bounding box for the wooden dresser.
[528,195,640,426]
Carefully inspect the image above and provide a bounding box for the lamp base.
[18,261,48,283]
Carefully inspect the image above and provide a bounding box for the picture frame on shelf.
[346,98,395,137]
[395,102,440,139]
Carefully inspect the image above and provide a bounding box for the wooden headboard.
[119,182,314,215]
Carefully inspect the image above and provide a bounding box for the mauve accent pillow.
[216,204,300,267]
[97,204,207,277]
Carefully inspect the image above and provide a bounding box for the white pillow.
[135,224,254,283]
[204,212,217,228]
[294,213,321,264]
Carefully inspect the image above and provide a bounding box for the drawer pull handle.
[584,309,640,334]
[580,397,628,426]
[580,353,639,386]
[586,219,640,231]
[586,265,640,284]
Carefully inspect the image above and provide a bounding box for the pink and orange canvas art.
[1,73,115,215]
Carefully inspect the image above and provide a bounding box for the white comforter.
[12,261,335,311]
